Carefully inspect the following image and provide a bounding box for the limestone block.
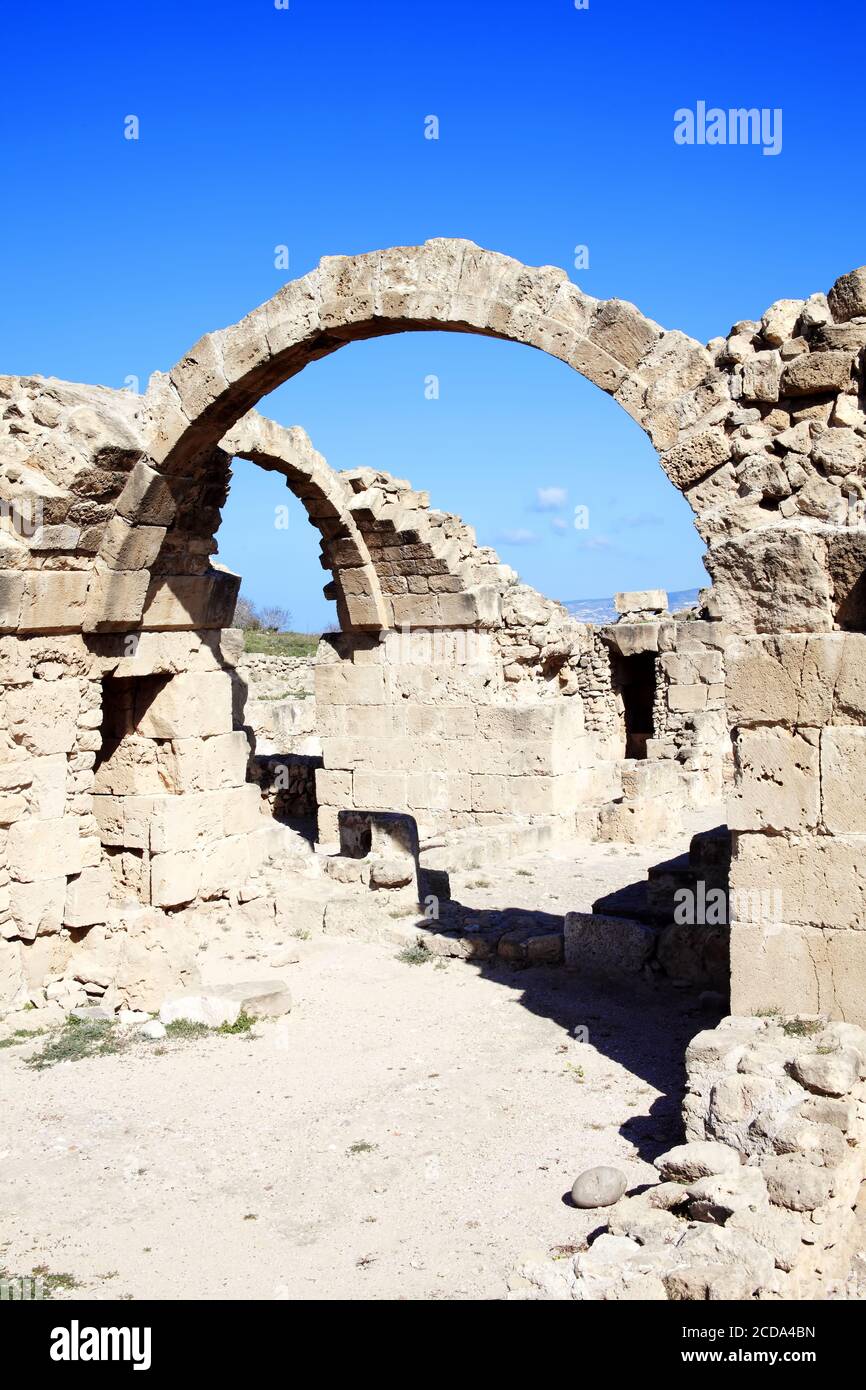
[141,571,240,630]
[115,460,177,525]
[780,349,853,396]
[707,528,833,634]
[112,909,200,1011]
[272,882,330,936]
[28,754,68,818]
[315,663,385,706]
[741,350,783,403]
[80,568,151,631]
[0,938,27,1011]
[588,299,662,370]
[656,923,729,988]
[161,730,250,793]
[343,592,386,629]
[150,850,202,907]
[212,978,292,1019]
[470,773,509,814]
[661,429,731,490]
[93,736,166,796]
[726,634,836,726]
[406,769,449,811]
[148,792,225,853]
[620,759,682,799]
[0,793,26,825]
[821,727,866,833]
[732,832,866,931]
[159,992,239,1028]
[0,573,25,630]
[7,817,83,882]
[351,770,407,811]
[597,798,682,843]
[761,299,804,346]
[64,864,112,929]
[220,784,265,836]
[8,877,66,940]
[674,620,727,652]
[316,768,353,807]
[564,912,655,976]
[668,684,708,712]
[729,728,819,834]
[568,337,628,393]
[731,922,866,1026]
[99,516,166,570]
[18,573,89,632]
[91,794,129,848]
[827,266,866,323]
[608,622,659,656]
[199,835,251,898]
[135,671,233,738]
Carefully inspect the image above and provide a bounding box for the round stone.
[570,1165,628,1209]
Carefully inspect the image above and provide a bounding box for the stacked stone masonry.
[2,242,866,1035]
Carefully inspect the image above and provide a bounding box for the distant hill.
[560,587,701,624]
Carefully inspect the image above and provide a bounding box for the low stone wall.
[235,652,319,755]
[236,652,315,699]
[249,752,321,821]
[509,1012,866,1300]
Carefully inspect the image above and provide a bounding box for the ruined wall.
[3,243,866,1022]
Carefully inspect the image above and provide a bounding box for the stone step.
[419,818,562,872]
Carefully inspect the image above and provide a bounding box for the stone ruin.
[3,241,866,1298]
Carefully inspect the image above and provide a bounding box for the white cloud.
[497,528,540,546]
[550,517,568,533]
[534,486,568,511]
[576,534,615,551]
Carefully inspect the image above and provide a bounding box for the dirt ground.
[0,821,727,1302]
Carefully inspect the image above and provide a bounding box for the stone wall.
[3,242,866,1024]
[510,1012,866,1301]
[235,651,318,755]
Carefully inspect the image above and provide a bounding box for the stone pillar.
[727,631,866,1025]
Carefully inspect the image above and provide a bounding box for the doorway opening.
[610,650,656,760]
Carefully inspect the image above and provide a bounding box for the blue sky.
[1,0,862,629]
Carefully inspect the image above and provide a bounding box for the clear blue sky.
[1,0,862,629]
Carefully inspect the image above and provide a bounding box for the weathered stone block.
[7,817,84,883]
[99,516,166,570]
[352,770,407,810]
[564,912,655,975]
[821,727,866,833]
[315,663,385,706]
[707,529,832,633]
[9,877,66,940]
[136,671,233,738]
[64,864,112,929]
[729,728,819,833]
[662,430,731,490]
[731,922,866,1026]
[0,574,25,630]
[780,349,853,396]
[165,730,250,793]
[115,460,177,525]
[80,567,155,631]
[150,849,202,907]
[827,266,866,323]
[18,573,89,632]
[141,571,240,630]
[614,588,667,613]
[732,832,866,931]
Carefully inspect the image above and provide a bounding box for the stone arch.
[93,239,737,636]
[219,412,390,632]
[143,240,722,490]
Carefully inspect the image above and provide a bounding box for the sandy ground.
[0,819,726,1302]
